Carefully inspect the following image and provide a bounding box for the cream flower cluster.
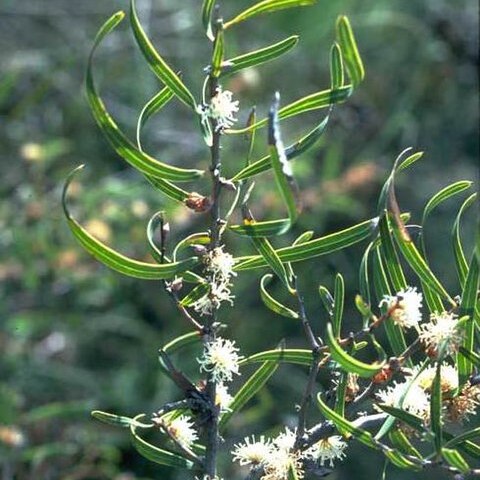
[206,87,239,131]
[152,414,198,449]
[380,286,423,329]
[197,337,243,384]
[193,246,237,316]
[232,428,347,479]
[419,311,463,356]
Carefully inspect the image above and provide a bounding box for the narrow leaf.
[201,0,216,40]
[260,274,299,319]
[239,349,314,366]
[221,36,298,78]
[384,449,421,471]
[87,11,203,182]
[63,166,198,280]
[211,25,224,77]
[219,360,278,430]
[316,394,378,449]
[233,217,375,269]
[336,16,364,86]
[332,273,345,336]
[232,113,330,181]
[431,363,443,454]
[376,405,425,434]
[130,0,196,109]
[130,415,194,469]
[92,410,153,428]
[326,323,384,378]
[224,0,316,29]
[441,448,470,473]
[330,42,344,89]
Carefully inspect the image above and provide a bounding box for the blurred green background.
[0,0,478,479]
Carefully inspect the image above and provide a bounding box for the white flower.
[376,381,431,420]
[205,246,237,281]
[380,286,423,328]
[216,383,233,413]
[415,363,459,393]
[165,415,198,448]
[305,435,348,467]
[198,337,243,383]
[205,87,239,131]
[192,282,235,316]
[419,312,463,357]
[232,435,272,466]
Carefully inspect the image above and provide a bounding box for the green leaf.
[383,449,421,471]
[86,12,203,182]
[458,346,480,368]
[268,92,299,230]
[452,193,477,285]
[233,217,375,270]
[378,214,407,292]
[179,284,210,307]
[251,235,293,291]
[136,86,174,150]
[326,323,384,377]
[92,410,153,428]
[224,0,316,29]
[389,429,421,459]
[228,86,351,134]
[221,36,298,78]
[211,25,224,77]
[130,415,194,469]
[201,0,216,40]
[260,274,299,319]
[316,394,378,449]
[458,252,480,384]
[376,405,425,434]
[441,448,470,474]
[230,218,292,237]
[232,113,330,181]
[330,42,344,89]
[444,427,480,448]
[318,285,334,318]
[336,16,364,86]
[431,363,443,454]
[162,331,201,355]
[239,349,314,366]
[130,0,196,109]
[145,175,190,203]
[391,215,454,305]
[443,431,480,460]
[332,273,345,336]
[422,181,472,225]
[220,360,278,430]
[396,151,424,172]
[63,166,198,280]
[359,242,373,311]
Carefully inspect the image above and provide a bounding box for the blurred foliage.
[0,0,477,479]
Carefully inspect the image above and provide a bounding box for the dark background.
[0,0,478,479]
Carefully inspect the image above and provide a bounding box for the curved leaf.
[431,363,443,454]
[219,360,278,430]
[326,323,384,378]
[384,449,421,471]
[232,113,330,181]
[260,274,299,319]
[239,349,314,366]
[442,448,470,474]
[330,42,344,89]
[92,410,153,429]
[332,273,345,336]
[211,25,224,77]
[233,217,375,270]
[221,35,298,78]
[336,16,364,86]
[63,166,198,280]
[130,415,194,469]
[130,0,197,109]
[162,331,201,355]
[201,0,216,40]
[224,0,316,29]
[86,12,203,182]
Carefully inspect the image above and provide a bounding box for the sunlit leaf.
[389,429,421,459]
[130,0,196,109]
[233,217,375,269]
[224,0,316,29]
[260,274,299,319]
[431,363,443,454]
[376,405,425,434]
[232,113,330,181]
[92,410,153,428]
[332,273,345,336]
[316,394,378,449]
[336,16,364,86]
[330,42,344,89]
[326,323,384,377]
[221,36,298,78]
[441,448,470,474]
[239,349,314,366]
[220,360,278,430]
[130,415,194,469]
[384,449,421,470]
[211,24,224,77]
[201,0,216,40]
[86,11,203,182]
